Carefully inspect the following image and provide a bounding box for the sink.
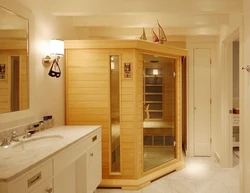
[12,135,64,151]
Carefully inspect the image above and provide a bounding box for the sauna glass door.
[110,55,121,173]
[143,54,176,172]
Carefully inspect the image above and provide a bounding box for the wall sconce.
[42,39,64,66]
[153,69,158,76]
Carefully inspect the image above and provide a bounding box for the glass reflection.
[143,54,176,172]
[0,6,29,114]
[110,55,120,173]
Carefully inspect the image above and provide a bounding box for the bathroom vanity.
[0,125,102,193]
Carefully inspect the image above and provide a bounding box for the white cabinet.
[54,129,101,193]
[9,160,53,193]
[54,162,77,193]
[1,128,102,193]
[77,131,102,193]
[30,179,53,193]
[86,141,102,193]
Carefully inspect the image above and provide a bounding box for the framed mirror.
[0,6,29,114]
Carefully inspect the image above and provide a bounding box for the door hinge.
[210,59,212,64]
[210,98,212,104]
[173,72,176,77]
[229,109,233,114]
[210,138,212,144]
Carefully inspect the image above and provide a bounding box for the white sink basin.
[13,135,64,151]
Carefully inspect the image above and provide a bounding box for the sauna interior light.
[42,39,64,66]
[153,69,158,76]
[111,61,115,70]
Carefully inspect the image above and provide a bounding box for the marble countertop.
[0,125,101,182]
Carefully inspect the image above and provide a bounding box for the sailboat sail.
[140,28,147,40]
[158,21,167,43]
[152,29,159,42]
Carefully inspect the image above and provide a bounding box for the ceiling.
[16,0,242,40]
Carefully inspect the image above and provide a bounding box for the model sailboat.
[152,20,167,44]
[140,28,147,40]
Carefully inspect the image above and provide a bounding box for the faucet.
[23,128,33,139]
[0,130,19,147]
[0,138,10,147]
[10,131,19,142]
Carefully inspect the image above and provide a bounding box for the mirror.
[0,6,29,114]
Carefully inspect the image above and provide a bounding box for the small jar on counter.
[43,116,49,129]
[48,115,53,128]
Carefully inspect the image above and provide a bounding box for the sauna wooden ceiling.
[17,0,242,39]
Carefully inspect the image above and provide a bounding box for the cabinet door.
[54,162,76,193]
[76,153,87,193]
[87,141,102,193]
[30,179,53,193]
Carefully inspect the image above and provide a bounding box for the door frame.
[221,28,239,167]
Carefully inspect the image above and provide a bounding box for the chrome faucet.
[0,138,10,147]
[23,129,33,139]
[0,130,19,147]
[10,131,19,142]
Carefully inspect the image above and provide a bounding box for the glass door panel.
[143,54,176,172]
[110,55,121,173]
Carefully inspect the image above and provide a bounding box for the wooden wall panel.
[0,54,10,113]
[66,48,137,180]
[134,51,144,178]
[20,53,29,110]
[0,50,28,113]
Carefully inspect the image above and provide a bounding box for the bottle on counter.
[48,115,53,128]
[43,116,49,129]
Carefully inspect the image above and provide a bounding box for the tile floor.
[97,157,239,193]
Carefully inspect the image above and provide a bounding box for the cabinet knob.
[90,152,94,156]
[46,188,53,193]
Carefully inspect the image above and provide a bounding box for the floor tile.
[97,157,239,193]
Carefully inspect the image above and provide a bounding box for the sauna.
[65,40,187,189]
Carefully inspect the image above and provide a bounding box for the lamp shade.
[50,39,64,56]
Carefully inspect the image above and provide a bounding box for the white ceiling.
[16,0,242,39]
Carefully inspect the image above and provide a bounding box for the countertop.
[0,125,101,182]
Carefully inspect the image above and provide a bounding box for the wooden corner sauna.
[64,40,187,190]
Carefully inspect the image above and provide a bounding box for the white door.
[194,48,211,156]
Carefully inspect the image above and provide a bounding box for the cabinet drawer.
[87,130,101,149]
[30,178,53,193]
[10,160,52,193]
[54,138,87,175]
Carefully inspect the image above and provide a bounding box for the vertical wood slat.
[66,49,137,180]
[0,50,28,113]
